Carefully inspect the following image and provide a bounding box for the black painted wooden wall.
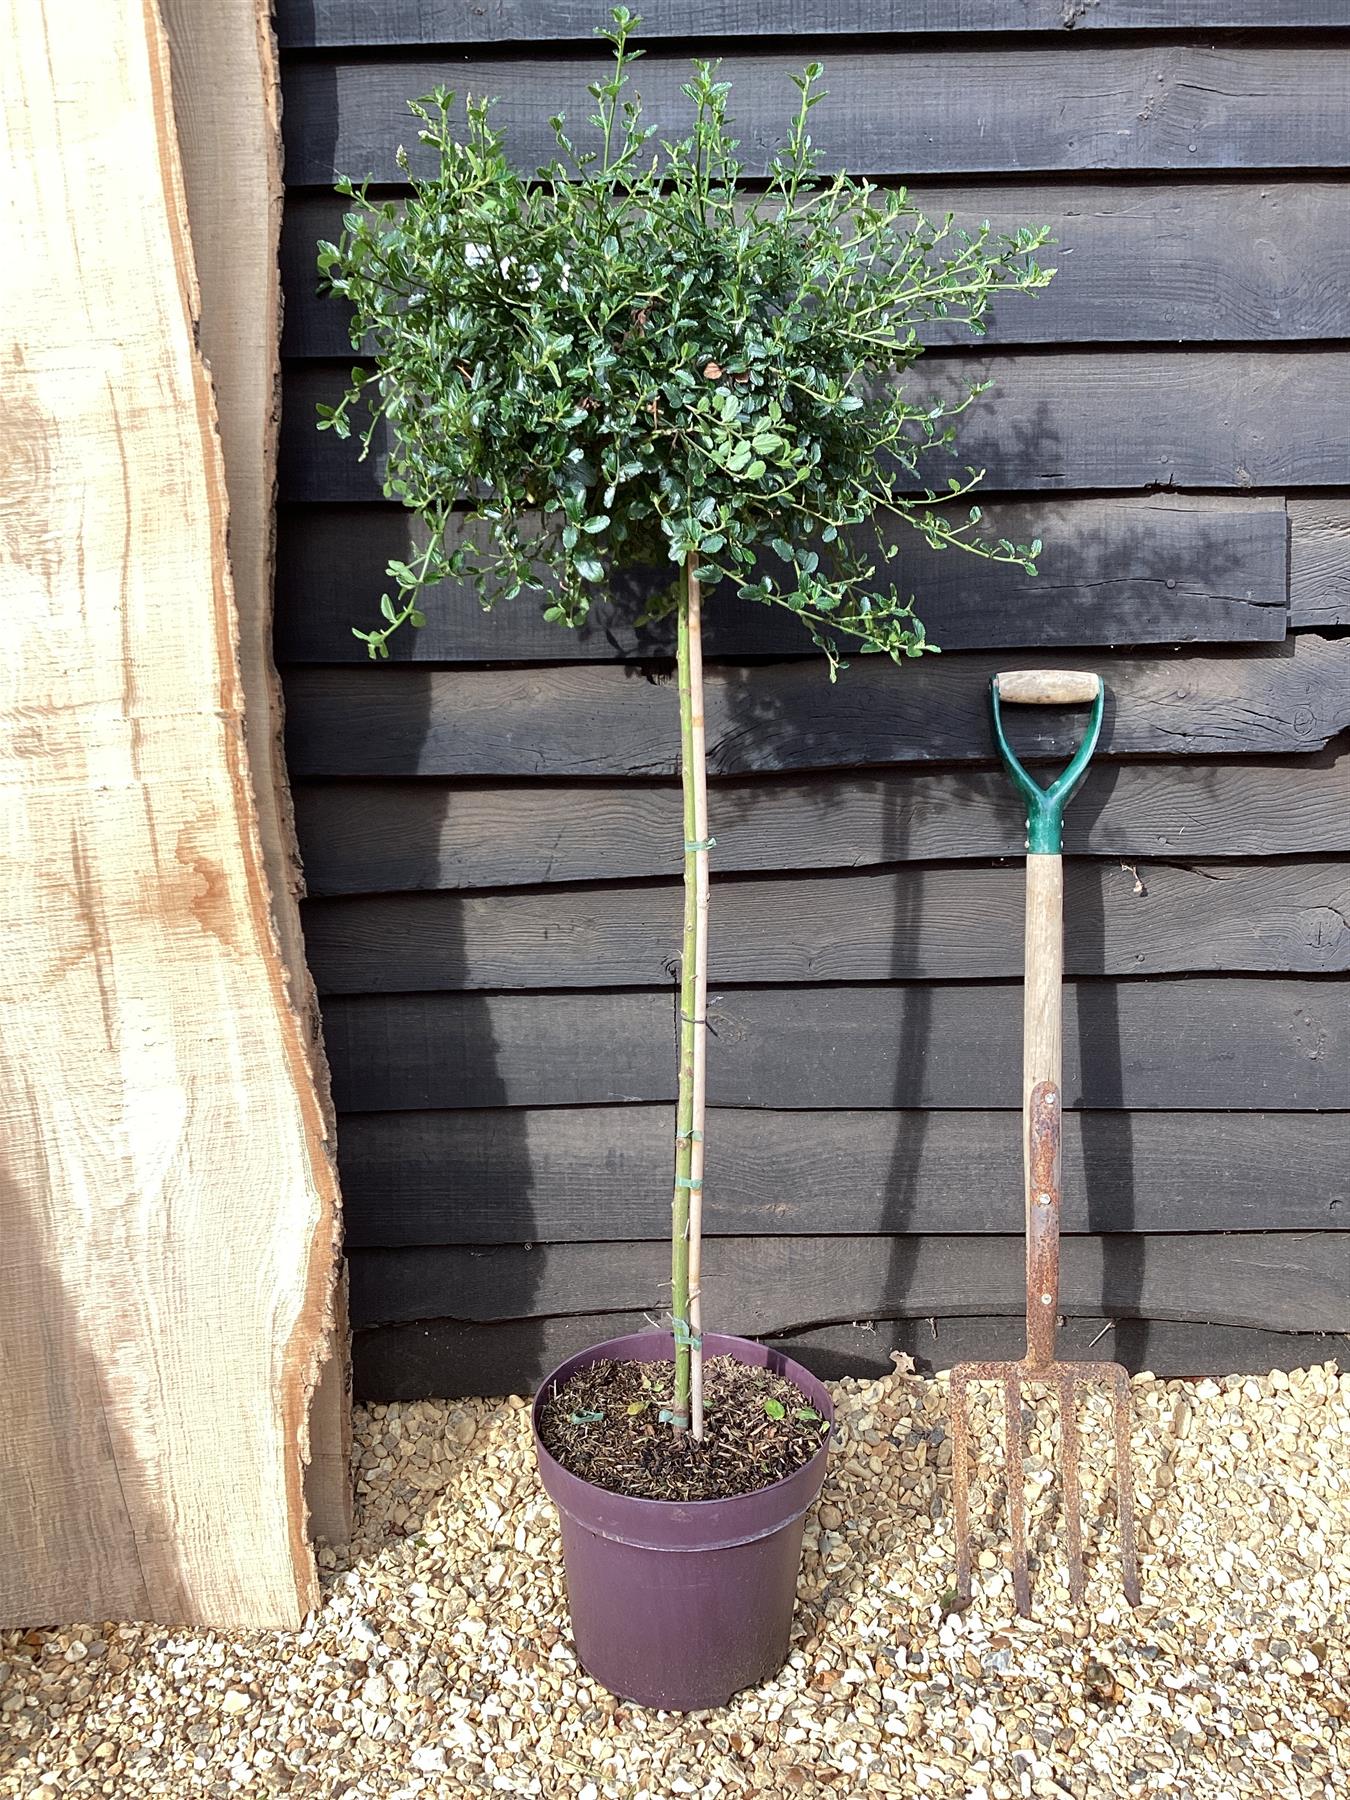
[274,2,1350,1396]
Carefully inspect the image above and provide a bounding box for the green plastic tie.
[658,1408,687,1426]
[568,1410,604,1424]
[675,1176,703,1190]
[684,835,717,852]
[672,1319,703,1350]
[674,1129,704,1144]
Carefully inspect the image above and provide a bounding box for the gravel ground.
[2,1358,1346,1799]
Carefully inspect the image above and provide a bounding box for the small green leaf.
[627,1400,649,1416]
[763,1398,786,1421]
[793,1407,820,1422]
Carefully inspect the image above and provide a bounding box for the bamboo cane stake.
[686,555,710,1441]
[671,550,710,1436]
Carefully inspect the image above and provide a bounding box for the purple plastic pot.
[532,1330,833,1711]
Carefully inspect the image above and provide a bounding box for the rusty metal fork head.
[949,1083,1140,1615]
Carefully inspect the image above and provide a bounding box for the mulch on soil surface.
[537,1355,830,1501]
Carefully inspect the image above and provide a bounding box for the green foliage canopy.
[318,8,1053,672]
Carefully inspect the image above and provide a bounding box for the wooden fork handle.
[995,669,1101,705]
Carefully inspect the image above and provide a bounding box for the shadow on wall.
[306,386,1292,1399]
[702,393,1254,1375]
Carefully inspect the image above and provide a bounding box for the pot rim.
[531,1328,834,1515]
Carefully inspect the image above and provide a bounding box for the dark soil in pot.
[536,1353,829,1502]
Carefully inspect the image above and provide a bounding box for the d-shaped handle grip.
[994,669,1101,706]
[991,672,1106,854]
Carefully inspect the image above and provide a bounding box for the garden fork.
[950,669,1139,1616]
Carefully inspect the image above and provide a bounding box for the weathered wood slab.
[347,1232,1350,1335]
[302,860,1349,993]
[281,352,1350,500]
[292,749,1350,894]
[277,2,1347,47]
[164,0,350,1554]
[353,1312,1350,1397]
[284,182,1350,356]
[281,45,1350,185]
[1288,499,1350,628]
[274,495,1288,661]
[0,0,336,1627]
[337,1106,1350,1245]
[320,979,1347,1112]
[284,638,1350,778]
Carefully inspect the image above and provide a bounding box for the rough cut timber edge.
[0,0,338,1627]
[142,0,339,1623]
[162,0,351,1553]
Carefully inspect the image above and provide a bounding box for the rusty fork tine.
[1003,1371,1030,1618]
[1110,1363,1142,1608]
[951,1368,973,1605]
[1058,1369,1085,1607]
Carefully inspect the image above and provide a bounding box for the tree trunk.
[0,0,339,1627]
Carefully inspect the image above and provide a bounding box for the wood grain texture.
[1288,498,1350,628]
[353,1312,1350,1396]
[300,860,1350,992]
[280,45,1350,186]
[346,1233,1350,1335]
[276,2,1350,47]
[1021,854,1065,1237]
[0,0,336,1629]
[164,0,350,1555]
[336,1107,1350,1245]
[283,181,1350,357]
[281,352,1350,501]
[291,749,1350,894]
[274,495,1289,662]
[284,638,1350,778]
[320,979,1348,1112]
[997,671,1101,704]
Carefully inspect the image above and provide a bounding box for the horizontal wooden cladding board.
[347,1232,1350,1334]
[280,352,1350,502]
[280,46,1350,187]
[354,1312,1350,1397]
[283,181,1350,358]
[294,754,1350,895]
[284,637,1350,779]
[320,978,1347,1112]
[1288,499,1350,629]
[770,1317,1350,1384]
[302,860,1350,993]
[337,1106,1350,1245]
[276,2,1349,48]
[275,497,1288,662]
[293,749,1350,895]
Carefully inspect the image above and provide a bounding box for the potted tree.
[318,8,1051,1710]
